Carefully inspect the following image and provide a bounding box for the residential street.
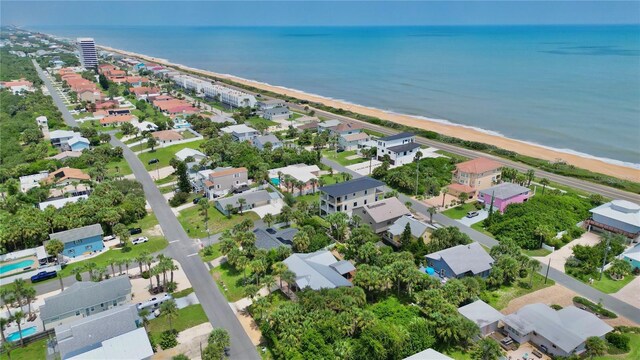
[35,62,260,360]
[321,158,640,324]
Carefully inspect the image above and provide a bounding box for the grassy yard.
[595,333,640,360]
[322,149,366,166]
[589,273,636,294]
[441,203,478,220]
[246,116,278,128]
[147,304,208,343]
[105,157,133,176]
[199,243,222,262]
[137,139,206,170]
[470,222,493,236]
[155,174,176,185]
[363,128,385,138]
[3,338,48,360]
[522,248,552,257]
[444,348,472,360]
[172,287,194,299]
[485,273,555,310]
[211,262,246,302]
[177,204,260,238]
[434,150,470,163]
[296,193,320,205]
[181,130,196,139]
[319,173,341,185]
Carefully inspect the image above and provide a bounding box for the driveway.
[346,160,381,175]
[534,232,601,273]
[457,209,488,226]
[612,275,640,308]
[251,202,283,218]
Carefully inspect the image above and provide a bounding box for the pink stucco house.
[478,183,531,213]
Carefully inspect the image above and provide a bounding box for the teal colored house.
[48,224,105,258]
[623,245,640,271]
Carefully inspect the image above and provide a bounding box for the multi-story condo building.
[376,132,421,166]
[172,74,257,108]
[449,157,502,199]
[77,38,98,69]
[319,176,384,216]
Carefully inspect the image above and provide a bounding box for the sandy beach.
[99,45,639,181]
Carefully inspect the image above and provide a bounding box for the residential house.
[257,99,286,111]
[425,242,494,279]
[384,215,434,247]
[317,119,342,132]
[49,130,81,149]
[55,304,151,360]
[0,78,34,94]
[268,163,321,196]
[502,304,613,357]
[587,200,640,239]
[175,148,206,162]
[297,120,319,132]
[19,171,49,193]
[130,86,161,100]
[197,167,248,199]
[210,114,236,124]
[152,130,183,144]
[352,197,410,234]
[319,176,384,216]
[622,244,640,271]
[39,195,88,210]
[449,157,502,199]
[99,114,136,127]
[45,167,90,186]
[339,132,370,151]
[321,121,368,150]
[254,134,283,150]
[214,190,276,216]
[40,276,131,328]
[458,300,504,337]
[131,119,159,133]
[403,349,453,360]
[172,116,192,129]
[263,106,291,121]
[67,135,90,151]
[283,250,355,290]
[66,327,152,360]
[77,89,102,103]
[220,124,260,142]
[375,132,421,166]
[478,182,531,213]
[253,227,297,250]
[48,151,83,162]
[47,223,105,258]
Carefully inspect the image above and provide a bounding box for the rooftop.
[457,300,504,329]
[49,223,104,244]
[283,250,353,290]
[152,130,183,141]
[590,200,640,227]
[175,148,206,161]
[215,190,271,208]
[455,157,502,174]
[379,132,415,142]
[359,197,410,223]
[268,163,320,183]
[478,182,531,200]
[254,134,281,146]
[319,176,384,197]
[386,142,421,153]
[210,167,247,178]
[66,327,153,360]
[253,227,297,250]
[403,348,453,360]
[221,124,258,134]
[342,132,370,142]
[387,215,432,237]
[426,242,494,277]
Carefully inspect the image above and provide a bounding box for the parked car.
[148,158,159,165]
[466,211,480,218]
[31,270,57,283]
[103,235,116,241]
[131,236,149,245]
[129,227,142,235]
[193,197,200,204]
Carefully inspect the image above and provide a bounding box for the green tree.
[45,239,64,262]
[540,178,550,195]
[202,328,230,360]
[11,311,25,346]
[427,206,437,224]
[176,161,191,193]
[199,200,210,233]
[263,213,275,228]
[585,336,607,359]
[147,136,158,151]
[608,259,633,280]
[237,198,246,215]
[160,299,179,332]
[98,73,109,89]
[113,223,130,248]
[225,204,234,218]
[400,222,413,248]
[293,231,311,253]
[471,338,503,360]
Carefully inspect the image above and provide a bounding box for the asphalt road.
[35,61,259,360]
[321,158,640,324]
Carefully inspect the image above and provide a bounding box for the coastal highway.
[34,61,260,360]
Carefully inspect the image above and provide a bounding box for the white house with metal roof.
[175,147,206,162]
[376,132,422,166]
[502,303,613,357]
[587,200,640,239]
[282,250,355,290]
[253,134,283,150]
[403,348,453,360]
[220,124,260,142]
[458,300,504,337]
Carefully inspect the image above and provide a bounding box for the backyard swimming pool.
[7,326,37,342]
[0,259,35,275]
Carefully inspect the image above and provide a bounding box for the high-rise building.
[77,37,98,69]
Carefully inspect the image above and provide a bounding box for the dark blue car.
[30,270,57,283]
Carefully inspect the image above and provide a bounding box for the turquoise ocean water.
[34,25,640,166]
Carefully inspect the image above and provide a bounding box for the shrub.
[202,244,217,257]
[169,192,189,207]
[606,332,630,351]
[614,326,640,334]
[573,296,617,318]
[550,304,563,310]
[159,330,178,349]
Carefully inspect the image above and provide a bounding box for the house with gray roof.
[55,304,146,360]
[40,276,132,328]
[66,327,153,360]
[587,200,640,239]
[352,196,410,234]
[425,242,494,279]
[403,348,453,360]
[263,106,291,121]
[253,227,297,250]
[376,132,421,166]
[385,215,435,247]
[458,300,504,337]
[283,250,355,290]
[478,182,531,213]
[257,99,286,111]
[253,134,283,150]
[214,190,278,216]
[47,223,104,259]
[319,176,384,216]
[220,124,260,142]
[502,303,613,357]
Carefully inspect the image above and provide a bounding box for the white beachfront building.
[375,132,422,166]
[172,74,257,108]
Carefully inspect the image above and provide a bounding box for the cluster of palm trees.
[0,279,37,348]
[275,171,321,196]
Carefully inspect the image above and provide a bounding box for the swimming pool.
[0,259,35,275]
[6,326,37,342]
[271,178,280,186]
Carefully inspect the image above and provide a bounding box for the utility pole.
[544,257,551,284]
[599,235,612,281]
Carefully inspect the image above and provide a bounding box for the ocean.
[33,25,640,165]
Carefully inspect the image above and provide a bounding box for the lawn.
[155,174,176,185]
[211,262,246,302]
[363,128,385,138]
[147,304,208,343]
[484,273,555,310]
[441,203,478,220]
[589,273,636,294]
[246,116,278,128]
[595,333,640,360]
[172,287,194,299]
[319,174,341,185]
[296,193,320,205]
[444,348,472,360]
[181,130,196,139]
[137,139,206,170]
[522,248,552,257]
[322,150,366,166]
[105,157,133,176]
[199,243,222,262]
[4,338,47,360]
[177,204,260,238]
[470,222,493,236]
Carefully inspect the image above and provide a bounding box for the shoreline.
[98,44,640,182]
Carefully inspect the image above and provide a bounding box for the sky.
[2,1,639,27]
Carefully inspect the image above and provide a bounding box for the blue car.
[30,270,57,283]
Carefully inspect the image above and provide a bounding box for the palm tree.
[263,213,275,228]
[57,273,65,292]
[11,311,25,346]
[139,308,151,331]
[108,258,116,277]
[427,206,437,224]
[2,339,14,360]
[0,287,15,317]
[526,169,535,186]
[23,287,36,317]
[12,279,27,308]
[225,204,234,218]
[0,317,9,344]
[414,151,423,196]
[84,262,98,281]
[281,270,296,295]
[160,300,178,332]
[470,338,503,360]
[272,262,288,290]
[309,178,319,193]
[115,258,125,275]
[136,251,150,276]
[585,336,607,359]
[71,266,84,281]
[441,187,449,207]
[540,178,550,195]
